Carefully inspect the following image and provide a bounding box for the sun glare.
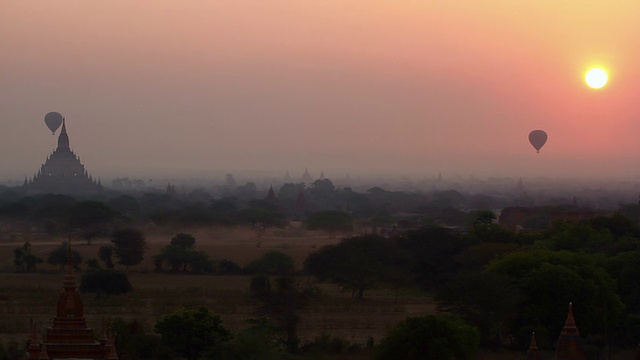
[585,68,608,89]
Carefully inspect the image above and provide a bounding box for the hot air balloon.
[528,130,548,153]
[44,112,64,135]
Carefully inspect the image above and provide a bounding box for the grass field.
[0,225,438,357]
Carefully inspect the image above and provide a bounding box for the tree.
[47,242,82,270]
[237,207,287,234]
[307,179,338,210]
[13,242,43,272]
[250,276,318,353]
[29,194,80,236]
[79,268,132,297]
[436,271,522,348]
[98,245,114,269]
[68,201,115,244]
[111,228,147,269]
[170,233,196,249]
[154,233,212,273]
[209,198,238,225]
[107,195,141,219]
[303,210,354,237]
[305,235,409,300]
[396,226,468,292]
[486,249,623,347]
[606,251,640,313]
[154,307,231,360]
[110,318,168,359]
[245,251,295,276]
[204,318,283,360]
[464,210,517,244]
[376,315,480,360]
[0,201,31,233]
[186,250,213,274]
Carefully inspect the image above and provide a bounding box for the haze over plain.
[2,1,640,180]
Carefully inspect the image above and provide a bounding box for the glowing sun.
[585,68,608,89]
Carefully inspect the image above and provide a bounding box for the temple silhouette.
[526,303,640,360]
[23,119,103,195]
[27,245,117,359]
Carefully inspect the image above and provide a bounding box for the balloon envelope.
[528,130,547,153]
[44,112,63,135]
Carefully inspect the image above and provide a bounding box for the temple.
[265,185,279,206]
[554,303,586,360]
[23,119,103,195]
[526,332,540,360]
[26,244,117,359]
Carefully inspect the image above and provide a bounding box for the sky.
[2,1,640,181]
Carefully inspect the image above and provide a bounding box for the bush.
[111,318,170,360]
[155,307,231,360]
[376,315,480,360]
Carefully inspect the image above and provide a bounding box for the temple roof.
[57,118,70,151]
[527,332,541,360]
[265,185,278,204]
[555,303,585,360]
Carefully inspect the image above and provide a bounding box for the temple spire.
[526,332,541,360]
[57,118,70,151]
[28,317,41,358]
[555,302,585,360]
[38,343,49,360]
[265,185,278,205]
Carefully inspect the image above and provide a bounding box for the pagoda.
[265,185,279,206]
[27,244,117,359]
[554,303,585,360]
[526,332,541,360]
[23,118,103,195]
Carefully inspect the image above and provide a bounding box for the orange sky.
[2,1,640,180]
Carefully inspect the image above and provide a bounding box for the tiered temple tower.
[527,332,541,360]
[555,303,586,360]
[23,119,103,195]
[27,245,117,359]
[265,185,279,206]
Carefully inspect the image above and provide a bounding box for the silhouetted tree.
[397,226,468,292]
[111,228,146,269]
[98,245,115,269]
[303,210,354,237]
[107,195,141,219]
[154,307,231,360]
[250,276,317,353]
[246,251,295,276]
[111,318,168,359]
[305,235,409,300]
[376,315,480,360]
[170,233,196,249]
[13,242,43,272]
[68,200,115,245]
[487,249,623,346]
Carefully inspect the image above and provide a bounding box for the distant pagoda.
[23,118,103,195]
